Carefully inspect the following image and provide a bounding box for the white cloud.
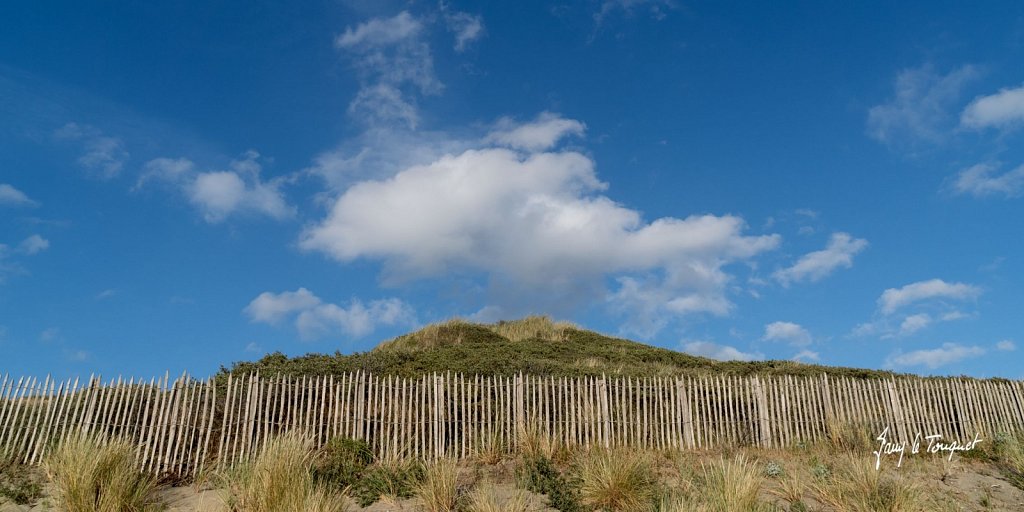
[245,342,263,353]
[301,118,779,336]
[0,184,38,207]
[996,340,1016,352]
[682,341,763,362]
[885,343,985,370]
[961,83,1024,129]
[485,112,586,151]
[773,232,868,286]
[139,151,294,223]
[244,288,322,325]
[595,0,675,25]
[336,11,422,48]
[762,321,812,347]
[878,279,981,315]
[950,162,1024,198]
[867,65,978,146]
[16,234,49,255]
[40,327,60,342]
[245,288,414,340]
[335,11,441,128]
[95,289,116,300]
[793,350,820,362]
[897,313,931,337]
[348,84,421,129]
[54,122,129,178]
[440,3,484,52]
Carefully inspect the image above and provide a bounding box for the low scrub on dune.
[226,315,899,380]
[221,432,348,512]
[44,435,160,512]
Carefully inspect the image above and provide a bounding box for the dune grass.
[416,459,461,512]
[43,435,160,512]
[221,432,348,512]
[576,448,658,512]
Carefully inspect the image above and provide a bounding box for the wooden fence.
[1,372,1023,477]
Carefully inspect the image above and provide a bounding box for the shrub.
[517,454,581,512]
[763,461,783,478]
[576,449,658,512]
[352,458,423,507]
[416,459,461,512]
[312,437,373,491]
[221,432,347,512]
[43,435,160,512]
[0,456,43,505]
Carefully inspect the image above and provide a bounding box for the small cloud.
[440,2,485,52]
[139,152,294,223]
[793,350,820,362]
[54,122,129,179]
[885,342,985,369]
[40,327,61,343]
[878,279,981,315]
[594,0,675,26]
[63,348,90,362]
[484,112,586,151]
[949,162,1024,198]
[961,82,1024,130]
[762,321,813,347]
[16,234,49,255]
[897,313,932,337]
[336,11,422,48]
[95,289,117,300]
[773,232,868,286]
[245,341,263,354]
[245,288,416,341]
[996,340,1016,352]
[867,64,978,148]
[0,184,39,207]
[681,340,763,362]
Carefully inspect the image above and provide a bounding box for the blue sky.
[2,1,1023,380]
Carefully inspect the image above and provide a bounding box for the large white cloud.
[961,83,1024,130]
[139,151,293,223]
[244,288,414,340]
[301,115,779,336]
[773,232,867,285]
[878,279,981,315]
[885,343,985,370]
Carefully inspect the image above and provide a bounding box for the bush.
[352,459,424,507]
[517,454,581,512]
[576,449,657,512]
[221,432,347,512]
[312,437,373,491]
[0,456,43,505]
[44,435,160,512]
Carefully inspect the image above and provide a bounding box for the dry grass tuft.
[811,454,923,512]
[416,459,461,512]
[474,430,506,465]
[490,315,575,342]
[466,482,530,512]
[44,435,160,512]
[577,448,657,512]
[221,432,348,512]
[696,455,765,512]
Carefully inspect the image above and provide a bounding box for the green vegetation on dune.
[224,316,897,380]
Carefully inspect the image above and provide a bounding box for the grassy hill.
[224,316,897,379]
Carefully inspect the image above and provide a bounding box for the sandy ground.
[2,460,1023,511]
